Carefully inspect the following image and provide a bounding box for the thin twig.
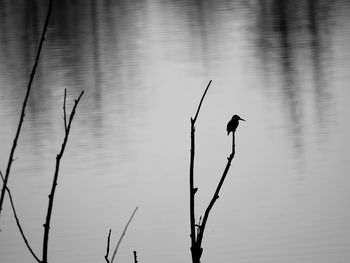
[63,88,67,130]
[196,137,235,248]
[0,0,54,219]
[133,251,138,263]
[42,90,84,263]
[0,170,41,262]
[193,80,212,123]
[110,207,138,263]
[105,229,112,263]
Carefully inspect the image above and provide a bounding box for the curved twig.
[111,207,138,263]
[192,80,212,124]
[0,170,41,263]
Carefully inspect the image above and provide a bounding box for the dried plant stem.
[110,207,138,263]
[42,90,84,263]
[0,170,40,262]
[195,143,235,250]
[105,229,112,263]
[0,0,53,220]
[133,251,138,263]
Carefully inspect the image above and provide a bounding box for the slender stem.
[0,0,53,220]
[189,121,196,256]
[193,80,212,123]
[110,207,138,263]
[0,170,40,263]
[63,88,67,130]
[42,90,84,263]
[105,229,112,263]
[196,138,235,248]
[133,251,138,263]
[232,132,235,155]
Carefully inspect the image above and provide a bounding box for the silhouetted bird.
[227,115,245,135]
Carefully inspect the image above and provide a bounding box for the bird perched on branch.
[227,115,245,135]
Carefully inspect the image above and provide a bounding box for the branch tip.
[193,80,212,123]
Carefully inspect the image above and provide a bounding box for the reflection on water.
[1,1,350,263]
[254,0,336,153]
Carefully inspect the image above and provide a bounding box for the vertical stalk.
[189,80,212,263]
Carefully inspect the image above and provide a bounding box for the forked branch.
[189,80,238,263]
[42,89,84,263]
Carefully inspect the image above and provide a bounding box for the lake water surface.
[1,1,350,262]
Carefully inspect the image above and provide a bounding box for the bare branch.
[105,229,112,263]
[133,251,138,263]
[63,89,67,130]
[0,170,41,263]
[42,90,84,263]
[193,80,212,124]
[0,0,54,220]
[111,207,138,263]
[196,136,235,247]
[189,80,239,263]
[189,81,212,262]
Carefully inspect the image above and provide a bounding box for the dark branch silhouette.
[189,80,212,263]
[63,88,68,131]
[42,89,84,263]
[193,80,212,123]
[0,170,41,263]
[111,206,138,263]
[0,0,53,219]
[195,145,235,252]
[189,80,244,263]
[133,251,138,263]
[2,88,83,263]
[105,229,112,263]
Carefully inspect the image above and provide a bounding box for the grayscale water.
[1,1,350,262]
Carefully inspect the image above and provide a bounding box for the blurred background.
[1,0,350,262]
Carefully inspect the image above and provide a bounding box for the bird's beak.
[239,117,246,121]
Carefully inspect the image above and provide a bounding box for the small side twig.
[0,0,53,220]
[0,170,40,263]
[42,90,84,263]
[63,88,67,131]
[195,139,235,249]
[133,251,138,263]
[110,207,138,263]
[193,80,212,123]
[105,229,112,263]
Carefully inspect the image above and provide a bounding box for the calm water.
[1,1,350,262]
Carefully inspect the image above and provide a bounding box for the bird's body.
[227,115,245,135]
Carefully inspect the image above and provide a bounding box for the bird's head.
[232,114,246,122]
